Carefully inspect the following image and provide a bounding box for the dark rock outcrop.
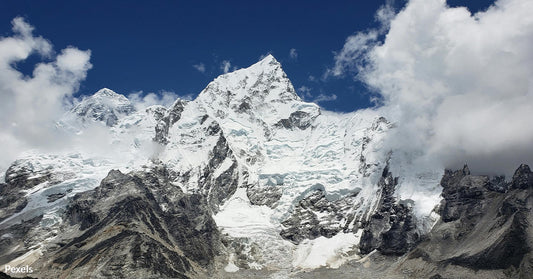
[0,215,42,265]
[359,165,419,255]
[0,159,78,222]
[1,163,51,223]
[280,188,360,244]
[511,164,533,190]
[198,133,240,213]
[401,164,533,278]
[154,99,187,144]
[275,110,317,130]
[246,184,282,208]
[38,166,220,279]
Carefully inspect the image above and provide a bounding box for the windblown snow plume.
[0,17,92,170]
[332,0,533,176]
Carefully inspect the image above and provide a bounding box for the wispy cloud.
[0,17,92,169]
[192,63,205,73]
[127,90,181,110]
[289,48,298,60]
[220,60,231,74]
[325,2,395,79]
[297,86,313,100]
[313,93,337,103]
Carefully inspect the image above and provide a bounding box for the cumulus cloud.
[333,0,533,176]
[289,48,298,60]
[0,17,92,170]
[192,63,205,73]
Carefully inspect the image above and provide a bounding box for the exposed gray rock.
[46,192,67,203]
[197,132,240,213]
[246,183,282,208]
[0,160,67,222]
[280,188,360,244]
[511,164,533,190]
[400,164,533,278]
[0,215,42,265]
[439,165,485,223]
[154,99,187,144]
[274,110,317,130]
[359,164,419,255]
[29,166,222,279]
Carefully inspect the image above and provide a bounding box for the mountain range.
[0,55,531,278]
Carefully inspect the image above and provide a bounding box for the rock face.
[399,164,533,278]
[280,188,361,244]
[274,110,318,130]
[38,166,221,279]
[0,158,77,224]
[359,164,419,255]
[154,99,187,144]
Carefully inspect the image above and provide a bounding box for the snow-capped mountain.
[0,55,531,279]
[62,88,136,127]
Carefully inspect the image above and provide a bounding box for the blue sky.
[2,0,496,112]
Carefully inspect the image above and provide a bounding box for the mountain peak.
[196,54,299,110]
[247,54,283,75]
[258,54,278,64]
[66,88,135,127]
[93,88,127,100]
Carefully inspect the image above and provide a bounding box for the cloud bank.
[333,0,533,176]
[0,17,92,170]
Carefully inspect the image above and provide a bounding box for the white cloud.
[289,48,298,60]
[375,0,396,30]
[0,17,92,170]
[192,63,205,73]
[327,30,379,78]
[297,86,313,98]
[333,0,533,175]
[221,60,231,74]
[325,2,396,79]
[313,93,337,103]
[127,90,180,110]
